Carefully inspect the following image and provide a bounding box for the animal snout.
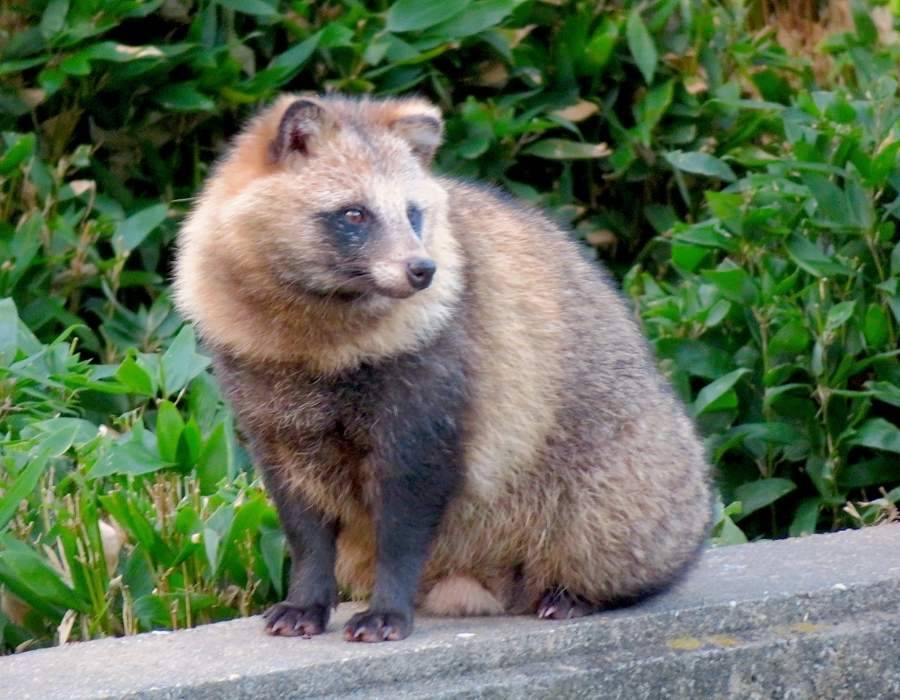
[406,257,436,290]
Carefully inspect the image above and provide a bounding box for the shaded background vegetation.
[1,0,899,652]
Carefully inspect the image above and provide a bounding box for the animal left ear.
[269,99,329,162]
[390,114,444,165]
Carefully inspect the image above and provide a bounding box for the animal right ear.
[270,99,326,161]
[390,114,443,165]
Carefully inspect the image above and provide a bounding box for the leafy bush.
[1,0,898,652]
[628,76,900,543]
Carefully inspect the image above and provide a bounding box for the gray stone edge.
[119,577,900,700]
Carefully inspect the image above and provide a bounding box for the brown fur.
[174,93,712,617]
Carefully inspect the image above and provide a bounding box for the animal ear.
[390,114,444,165]
[270,99,328,161]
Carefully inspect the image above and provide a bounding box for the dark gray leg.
[262,485,338,637]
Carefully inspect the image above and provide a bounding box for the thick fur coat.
[174,94,712,642]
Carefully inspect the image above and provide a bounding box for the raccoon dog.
[173,93,711,643]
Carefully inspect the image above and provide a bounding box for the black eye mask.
[407,203,423,237]
[319,206,374,250]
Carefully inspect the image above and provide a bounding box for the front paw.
[343,609,412,642]
[263,602,330,637]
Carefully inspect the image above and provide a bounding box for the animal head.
[216,94,448,302]
[174,94,463,367]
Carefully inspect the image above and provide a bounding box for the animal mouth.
[271,262,419,303]
[372,285,418,299]
[319,288,369,302]
[332,266,421,301]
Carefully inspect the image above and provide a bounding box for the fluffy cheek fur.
[217,177,349,294]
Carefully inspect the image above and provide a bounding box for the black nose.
[406,257,436,290]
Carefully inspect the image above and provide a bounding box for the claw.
[344,609,411,643]
[263,602,329,637]
[536,588,596,621]
[538,605,557,619]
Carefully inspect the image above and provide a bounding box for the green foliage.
[1,0,899,652]
[0,298,277,650]
[626,29,900,543]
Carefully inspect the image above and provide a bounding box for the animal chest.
[214,354,382,512]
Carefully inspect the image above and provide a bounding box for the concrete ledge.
[3,525,900,699]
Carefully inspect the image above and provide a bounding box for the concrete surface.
[2,524,899,699]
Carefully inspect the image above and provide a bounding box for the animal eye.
[407,204,423,236]
[343,208,366,225]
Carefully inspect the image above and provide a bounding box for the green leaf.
[177,417,203,469]
[59,53,91,76]
[734,478,797,520]
[113,203,168,255]
[90,440,170,477]
[863,304,889,349]
[705,192,744,231]
[785,234,851,277]
[715,516,748,545]
[318,24,356,49]
[702,267,758,304]
[845,177,874,229]
[0,298,18,365]
[160,326,211,397]
[769,320,811,356]
[153,83,215,112]
[0,539,88,614]
[427,0,517,38]
[672,225,737,251]
[671,242,707,272]
[865,381,900,408]
[39,0,69,39]
[802,173,848,225]
[711,503,748,546]
[838,456,900,489]
[0,424,79,530]
[788,498,820,537]
[260,528,286,597]
[660,338,734,379]
[851,1,878,43]
[584,17,619,72]
[216,0,278,16]
[0,57,49,76]
[825,300,856,332]
[0,133,36,175]
[203,505,235,575]
[891,241,900,278]
[156,401,185,463]
[101,491,173,567]
[132,594,170,629]
[197,424,229,495]
[115,356,155,396]
[23,418,98,447]
[626,10,657,84]
[521,139,610,160]
[850,418,900,453]
[635,80,674,135]
[665,151,736,182]
[387,0,471,32]
[872,141,900,187]
[693,368,750,415]
[268,33,320,73]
